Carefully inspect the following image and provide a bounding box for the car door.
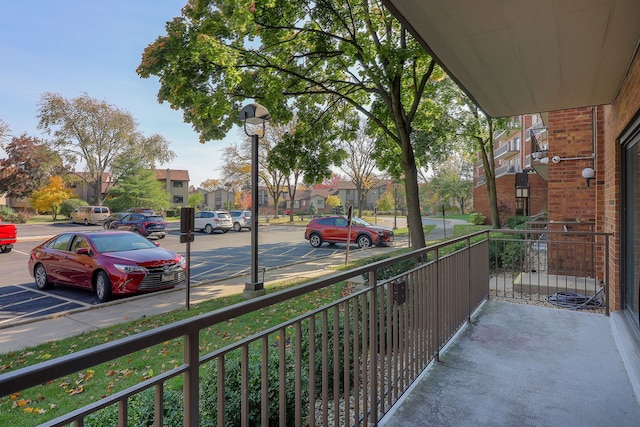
[42,233,75,284]
[194,211,206,231]
[332,217,351,243]
[63,235,95,288]
[111,213,133,231]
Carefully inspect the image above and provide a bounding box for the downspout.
[592,106,598,229]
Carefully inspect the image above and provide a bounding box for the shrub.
[85,388,183,427]
[469,213,486,225]
[488,232,526,270]
[200,340,308,426]
[506,215,530,229]
[307,203,318,215]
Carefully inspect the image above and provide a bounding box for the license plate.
[162,273,175,282]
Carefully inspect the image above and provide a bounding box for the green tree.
[268,112,347,222]
[430,155,473,214]
[376,189,395,212]
[452,97,509,227]
[0,134,65,199]
[37,93,175,205]
[188,192,205,209]
[30,176,75,220]
[105,167,171,213]
[137,0,455,249]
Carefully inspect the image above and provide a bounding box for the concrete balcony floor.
[382,300,640,426]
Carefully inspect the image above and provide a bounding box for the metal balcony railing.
[0,229,610,426]
[0,235,489,426]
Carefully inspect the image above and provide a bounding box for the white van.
[70,206,110,226]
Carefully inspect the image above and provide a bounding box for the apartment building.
[474,114,548,221]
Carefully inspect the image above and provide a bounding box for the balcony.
[1,230,638,426]
[494,140,520,160]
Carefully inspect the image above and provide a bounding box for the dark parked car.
[109,213,167,239]
[28,231,186,302]
[304,216,394,248]
[103,212,127,230]
[229,209,251,232]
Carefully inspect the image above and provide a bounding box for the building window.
[173,196,184,204]
[513,137,520,150]
[172,181,184,188]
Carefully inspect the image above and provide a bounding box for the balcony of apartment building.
[475,162,520,186]
[493,138,521,161]
[3,229,638,426]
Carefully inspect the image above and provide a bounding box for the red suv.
[304,216,394,248]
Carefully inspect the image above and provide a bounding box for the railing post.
[605,234,610,316]
[434,247,440,363]
[184,331,200,426]
[369,269,378,425]
[467,236,472,322]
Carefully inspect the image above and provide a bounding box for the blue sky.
[0,1,237,187]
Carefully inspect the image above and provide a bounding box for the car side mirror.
[76,247,91,255]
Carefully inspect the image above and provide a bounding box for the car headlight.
[178,255,187,270]
[114,264,148,274]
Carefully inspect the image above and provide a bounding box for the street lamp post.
[239,103,270,299]
[393,181,398,230]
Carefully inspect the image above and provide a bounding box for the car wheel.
[357,235,372,249]
[84,218,89,226]
[34,263,53,290]
[233,222,241,232]
[205,224,214,234]
[309,233,323,248]
[110,224,117,230]
[95,271,112,302]
[159,234,166,239]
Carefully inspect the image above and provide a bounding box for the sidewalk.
[0,242,405,354]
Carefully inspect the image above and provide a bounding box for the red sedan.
[28,231,186,302]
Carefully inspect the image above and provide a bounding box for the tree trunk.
[399,132,426,249]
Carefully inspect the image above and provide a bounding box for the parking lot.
[0,222,394,327]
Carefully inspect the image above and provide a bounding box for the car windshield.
[351,217,371,226]
[218,213,231,219]
[90,233,158,253]
[144,216,164,222]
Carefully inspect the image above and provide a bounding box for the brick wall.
[473,172,547,224]
[603,49,640,310]
[546,107,601,224]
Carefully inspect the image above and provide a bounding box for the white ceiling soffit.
[381,0,640,118]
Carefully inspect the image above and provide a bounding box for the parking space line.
[14,284,95,306]
[0,300,81,326]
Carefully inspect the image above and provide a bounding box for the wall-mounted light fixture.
[551,153,594,163]
[582,167,595,187]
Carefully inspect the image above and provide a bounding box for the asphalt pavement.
[0,216,462,354]
[0,237,407,353]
